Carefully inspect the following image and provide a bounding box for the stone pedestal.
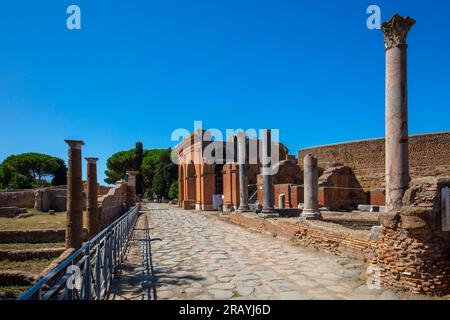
[300,154,321,220]
[259,129,278,218]
[65,140,85,249]
[85,157,99,239]
[237,132,250,212]
[383,14,415,214]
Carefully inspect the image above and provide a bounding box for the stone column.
[237,132,250,212]
[279,194,285,209]
[126,170,139,206]
[301,154,321,219]
[85,157,99,239]
[65,140,85,249]
[259,129,278,218]
[382,14,415,213]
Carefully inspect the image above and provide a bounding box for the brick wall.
[0,189,35,208]
[370,177,450,295]
[274,184,303,208]
[229,212,372,260]
[318,165,368,210]
[298,131,450,190]
[98,180,127,227]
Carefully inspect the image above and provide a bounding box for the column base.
[299,209,321,220]
[237,205,251,212]
[200,204,213,211]
[259,208,279,218]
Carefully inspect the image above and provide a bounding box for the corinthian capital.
[381,14,415,50]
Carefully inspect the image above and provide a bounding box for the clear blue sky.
[1,0,449,184]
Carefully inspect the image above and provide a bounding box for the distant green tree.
[151,149,177,199]
[0,163,21,189]
[51,158,68,186]
[135,142,144,196]
[104,150,136,184]
[104,147,168,196]
[168,180,178,200]
[0,153,67,189]
[141,149,166,195]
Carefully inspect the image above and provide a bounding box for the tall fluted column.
[382,15,415,213]
[237,132,250,212]
[301,154,321,220]
[85,157,99,239]
[65,140,85,249]
[259,129,278,218]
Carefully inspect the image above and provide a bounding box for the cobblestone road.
[109,203,407,300]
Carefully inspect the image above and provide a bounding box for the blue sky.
[1,0,449,184]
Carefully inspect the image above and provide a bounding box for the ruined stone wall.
[298,131,450,191]
[370,177,450,295]
[318,165,369,210]
[98,181,127,227]
[98,185,112,196]
[34,186,86,212]
[0,189,35,208]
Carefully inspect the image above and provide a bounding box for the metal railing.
[18,205,140,300]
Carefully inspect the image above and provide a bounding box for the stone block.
[379,213,400,229]
[0,207,20,217]
[370,225,381,242]
[400,215,427,230]
[357,205,371,212]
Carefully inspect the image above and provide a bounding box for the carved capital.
[381,14,415,50]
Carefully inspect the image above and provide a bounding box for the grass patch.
[0,242,65,250]
[0,285,30,300]
[0,209,66,230]
[0,258,54,274]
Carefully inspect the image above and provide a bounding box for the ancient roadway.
[108,203,401,300]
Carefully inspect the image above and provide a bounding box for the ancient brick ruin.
[173,14,450,295]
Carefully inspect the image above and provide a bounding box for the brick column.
[382,14,415,213]
[85,157,99,239]
[301,154,321,220]
[126,170,139,206]
[259,129,278,218]
[65,140,85,249]
[237,132,250,212]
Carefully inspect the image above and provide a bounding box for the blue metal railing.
[18,205,140,300]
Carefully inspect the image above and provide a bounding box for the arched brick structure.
[175,130,288,211]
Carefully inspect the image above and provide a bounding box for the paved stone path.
[109,203,407,300]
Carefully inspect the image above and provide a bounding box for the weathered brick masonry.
[229,212,373,260]
[298,131,450,192]
[370,177,450,295]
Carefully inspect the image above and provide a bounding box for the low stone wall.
[0,270,37,286]
[228,212,373,260]
[0,248,65,261]
[0,207,21,217]
[0,189,35,208]
[0,228,87,244]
